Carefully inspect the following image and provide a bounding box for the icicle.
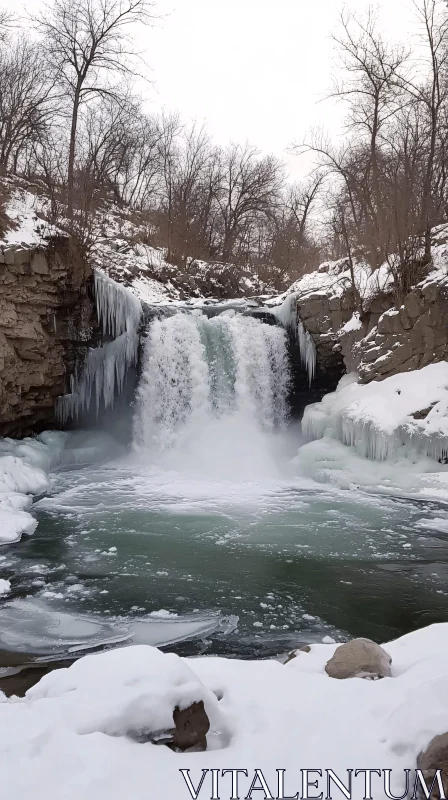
[269,293,316,386]
[57,270,142,422]
[269,292,298,333]
[94,270,142,339]
[56,331,139,424]
[298,321,316,386]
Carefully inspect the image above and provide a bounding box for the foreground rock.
[417,733,448,798]
[325,638,392,680]
[130,699,210,752]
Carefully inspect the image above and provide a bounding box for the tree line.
[298,0,448,303]
[1,0,448,294]
[0,0,322,289]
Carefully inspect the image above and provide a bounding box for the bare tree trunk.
[67,83,82,219]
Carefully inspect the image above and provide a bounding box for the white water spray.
[134,311,291,460]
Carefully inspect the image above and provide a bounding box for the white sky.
[23,0,418,178]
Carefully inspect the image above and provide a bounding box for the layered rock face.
[295,262,448,386]
[352,279,448,383]
[0,239,95,436]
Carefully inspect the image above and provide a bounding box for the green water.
[2,456,448,658]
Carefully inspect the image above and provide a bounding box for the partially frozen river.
[2,451,448,660]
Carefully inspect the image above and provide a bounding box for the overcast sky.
[24,0,418,178]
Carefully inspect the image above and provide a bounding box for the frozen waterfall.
[134,311,291,453]
[270,293,317,385]
[57,271,142,423]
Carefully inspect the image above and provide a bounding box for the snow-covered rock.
[325,638,392,680]
[302,363,448,462]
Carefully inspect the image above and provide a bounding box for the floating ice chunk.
[129,612,237,647]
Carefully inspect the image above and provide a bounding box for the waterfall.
[134,311,291,453]
[57,271,142,423]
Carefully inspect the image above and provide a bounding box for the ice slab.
[0,599,236,660]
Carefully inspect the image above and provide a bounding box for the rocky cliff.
[293,229,448,387]
[0,239,95,437]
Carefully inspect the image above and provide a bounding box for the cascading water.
[133,311,291,475]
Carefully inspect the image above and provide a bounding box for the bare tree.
[0,37,54,174]
[399,0,448,258]
[330,7,408,265]
[216,143,283,262]
[0,8,16,43]
[36,0,156,217]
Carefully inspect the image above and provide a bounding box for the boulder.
[417,732,448,799]
[325,638,392,680]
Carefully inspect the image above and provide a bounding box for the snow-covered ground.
[288,223,448,308]
[2,624,448,799]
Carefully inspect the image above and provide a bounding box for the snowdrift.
[302,363,448,462]
[2,625,448,798]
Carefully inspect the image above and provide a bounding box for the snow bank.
[0,434,67,544]
[0,430,122,545]
[289,257,393,306]
[302,363,448,462]
[2,625,448,798]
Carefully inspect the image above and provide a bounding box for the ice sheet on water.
[0,599,235,658]
[129,613,238,647]
[0,600,131,656]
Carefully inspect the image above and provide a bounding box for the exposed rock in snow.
[417,732,448,793]
[325,638,392,680]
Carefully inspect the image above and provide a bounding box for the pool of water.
[2,446,448,660]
